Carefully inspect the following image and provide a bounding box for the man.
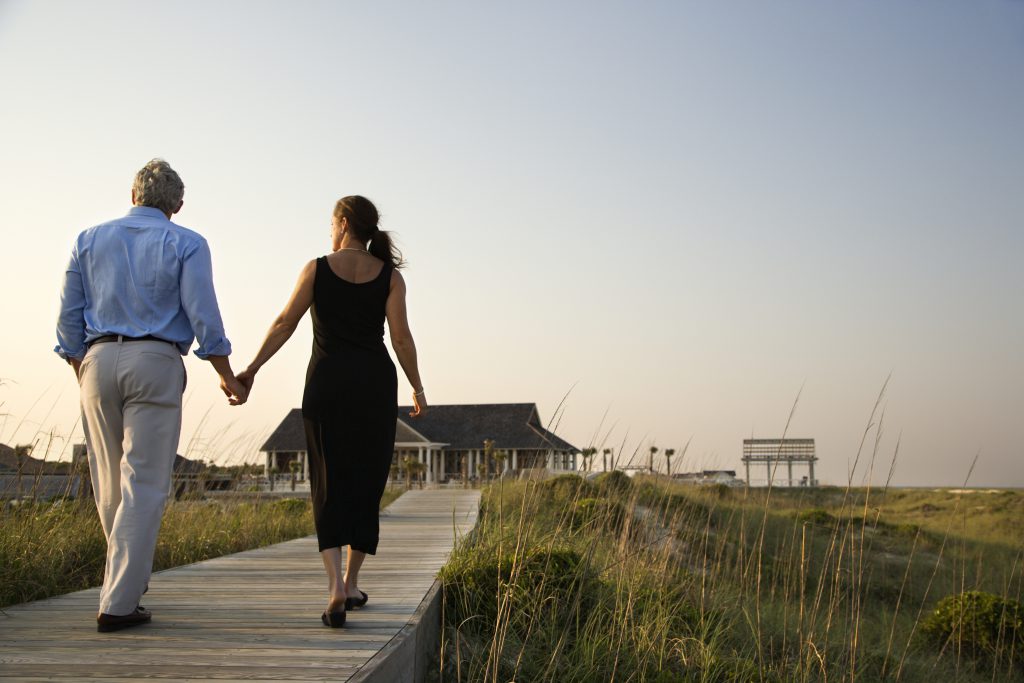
[54,159,247,632]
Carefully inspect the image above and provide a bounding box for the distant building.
[618,465,650,478]
[260,403,579,485]
[741,438,818,487]
[673,470,743,487]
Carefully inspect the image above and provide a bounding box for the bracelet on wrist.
[413,388,425,397]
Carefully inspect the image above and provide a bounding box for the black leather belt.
[89,334,173,348]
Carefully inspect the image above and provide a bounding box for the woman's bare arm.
[386,270,426,416]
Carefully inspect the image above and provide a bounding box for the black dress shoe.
[345,590,368,610]
[321,608,346,628]
[97,606,152,632]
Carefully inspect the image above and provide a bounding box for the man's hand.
[220,374,248,406]
[208,355,248,406]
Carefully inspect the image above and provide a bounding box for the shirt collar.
[127,206,170,220]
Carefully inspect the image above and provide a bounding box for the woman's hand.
[410,390,427,417]
[236,367,257,397]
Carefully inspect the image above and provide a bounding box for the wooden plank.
[0,489,479,682]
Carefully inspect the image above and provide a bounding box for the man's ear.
[172,199,184,216]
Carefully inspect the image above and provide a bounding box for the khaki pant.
[78,339,185,615]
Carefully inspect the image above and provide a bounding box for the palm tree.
[494,448,508,478]
[482,439,495,482]
[602,448,612,472]
[409,460,427,488]
[648,446,658,475]
[401,456,418,490]
[664,448,676,477]
[580,447,596,473]
[288,460,301,491]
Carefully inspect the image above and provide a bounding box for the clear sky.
[1,1,1021,487]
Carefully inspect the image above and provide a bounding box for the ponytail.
[368,229,404,269]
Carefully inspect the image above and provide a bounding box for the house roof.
[396,403,578,452]
[260,404,578,453]
[0,443,15,472]
[395,420,435,444]
[0,443,63,474]
[260,409,306,452]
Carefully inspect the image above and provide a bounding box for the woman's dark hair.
[334,195,404,268]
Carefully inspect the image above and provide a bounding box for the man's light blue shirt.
[55,206,232,361]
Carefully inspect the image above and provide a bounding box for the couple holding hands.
[55,159,425,631]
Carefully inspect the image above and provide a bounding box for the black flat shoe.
[345,590,368,610]
[321,609,346,628]
[97,606,151,633]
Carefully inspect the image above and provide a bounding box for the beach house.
[260,403,579,485]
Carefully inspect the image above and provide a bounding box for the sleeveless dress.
[301,256,398,553]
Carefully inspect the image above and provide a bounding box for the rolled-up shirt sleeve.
[54,245,87,361]
[180,238,232,359]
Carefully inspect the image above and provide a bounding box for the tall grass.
[438,474,1023,682]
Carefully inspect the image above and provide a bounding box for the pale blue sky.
[1,1,1021,486]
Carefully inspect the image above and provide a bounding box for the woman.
[237,195,426,628]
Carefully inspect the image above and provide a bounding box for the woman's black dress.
[302,256,397,554]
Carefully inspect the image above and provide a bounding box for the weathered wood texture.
[0,489,479,681]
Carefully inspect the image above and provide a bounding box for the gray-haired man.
[55,159,247,632]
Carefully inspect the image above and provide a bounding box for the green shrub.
[594,470,632,496]
[796,508,834,526]
[272,497,310,514]
[920,590,1024,664]
[572,497,627,534]
[542,473,596,502]
[441,545,596,636]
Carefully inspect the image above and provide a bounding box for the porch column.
[302,451,308,481]
[511,449,518,473]
[439,449,446,482]
[264,452,271,477]
[547,450,554,470]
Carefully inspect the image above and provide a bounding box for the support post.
[787,459,793,487]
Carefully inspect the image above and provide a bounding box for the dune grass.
[0,489,402,608]
[437,474,1023,682]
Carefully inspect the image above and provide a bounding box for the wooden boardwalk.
[0,488,480,681]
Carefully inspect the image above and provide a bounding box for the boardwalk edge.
[348,578,442,683]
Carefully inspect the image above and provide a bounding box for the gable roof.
[260,409,305,452]
[260,404,577,453]
[395,419,434,444]
[0,443,63,474]
[0,443,16,472]
[396,403,578,452]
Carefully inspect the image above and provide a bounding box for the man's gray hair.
[132,159,184,215]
